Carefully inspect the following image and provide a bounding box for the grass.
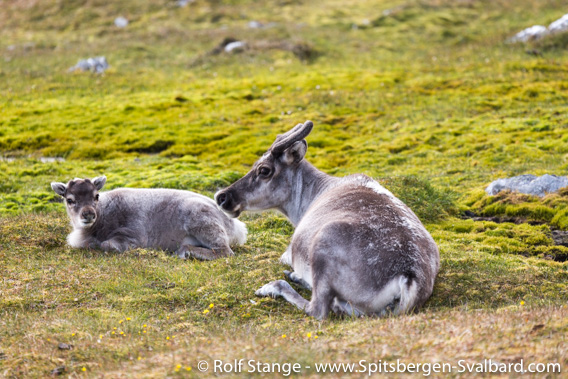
[1,0,568,376]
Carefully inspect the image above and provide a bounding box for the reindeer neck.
[279,160,337,226]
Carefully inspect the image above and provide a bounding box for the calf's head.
[215,121,313,217]
[51,176,106,228]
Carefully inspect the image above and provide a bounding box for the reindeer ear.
[92,176,107,191]
[51,182,67,197]
[281,140,307,165]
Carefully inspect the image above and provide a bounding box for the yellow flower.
[203,309,210,314]
[120,331,124,335]
[167,316,170,320]
[138,356,142,361]
[82,367,87,372]
[166,336,170,340]
[113,327,117,330]
[99,335,103,339]
[282,334,286,338]
[520,300,525,305]
[71,333,75,337]
[306,332,312,338]
[209,303,214,308]
[126,317,131,321]
[119,320,123,324]
[143,324,147,328]
[143,330,146,334]
[314,335,318,339]
[186,367,192,371]
[176,364,182,369]
[111,331,115,335]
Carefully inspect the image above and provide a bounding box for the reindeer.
[51,176,247,260]
[215,121,439,319]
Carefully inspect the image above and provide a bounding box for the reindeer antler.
[270,120,314,155]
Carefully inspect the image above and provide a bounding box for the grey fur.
[216,120,439,319]
[51,176,247,260]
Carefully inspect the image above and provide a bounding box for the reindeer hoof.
[176,249,192,259]
[255,279,291,298]
[101,240,121,252]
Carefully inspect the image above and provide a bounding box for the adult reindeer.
[215,121,439,319]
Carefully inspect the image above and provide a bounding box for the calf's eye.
[67,199,75,205]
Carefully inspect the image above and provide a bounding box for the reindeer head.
[51,176,106,228]
[215,121,313,217]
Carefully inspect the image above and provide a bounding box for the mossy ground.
[1,0,568,377]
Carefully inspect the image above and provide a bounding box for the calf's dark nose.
[81,209,95,221]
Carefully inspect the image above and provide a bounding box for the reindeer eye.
[95,194,99,201]
[66,199,76,205]
[258,167,272,177]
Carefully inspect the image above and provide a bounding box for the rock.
[51,366,66,375]
[176,0,194,6]
[114,17,129,28]
[486,174,568,197]
[39,157,65,163]
[509,25,548,43]
[510,13,568,43]
[57,342,73,350]
[224,41,247,53]
[549,14,568,33]
[68,57,109,73]
[248,21,263,29]
[552,230,568,247]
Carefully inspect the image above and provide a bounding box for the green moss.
[471,190,568,230]
[433,219,560,260]
[551,209,568,230]
[381,176,459,223]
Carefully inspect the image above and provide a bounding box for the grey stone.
[486,174,568,197]
[509,13,568,43]
[69,57,109,73]
[176,0,194,6]
[509,25,548,43]
[248,21,263,29]
[224,41,247,53]
[549,14,568,33]
[114,17,128,28]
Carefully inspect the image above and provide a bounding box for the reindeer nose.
[81,209,95,221]
[215,191,231,209]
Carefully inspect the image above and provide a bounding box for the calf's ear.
[92,176,107,191]
[51,182,67,197]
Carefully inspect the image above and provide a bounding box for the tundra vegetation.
[1,0,567,377]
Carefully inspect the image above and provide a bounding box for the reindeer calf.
[51,176,247,260]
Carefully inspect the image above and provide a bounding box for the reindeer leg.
[101,237,130,252]
[256,279,333,320]
[255,280,309,311]
[284,270,312,290]
[331,298,364,317]
[176,244,233,261]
